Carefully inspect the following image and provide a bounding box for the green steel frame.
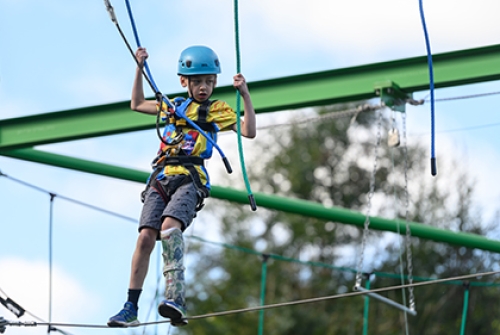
[2,44,500,252]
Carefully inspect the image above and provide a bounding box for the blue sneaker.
[158,300,188,326]
[107,302,140,327]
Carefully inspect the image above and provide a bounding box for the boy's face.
[180,74,217,102]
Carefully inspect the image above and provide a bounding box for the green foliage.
[175,103,500,335]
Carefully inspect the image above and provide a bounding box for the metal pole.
[355,287,417,316]
[362,276,371,335]
[459,282,470,335]
[258,255,269,335]
[5,148,500,254]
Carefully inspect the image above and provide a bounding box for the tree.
[176,103,500,335]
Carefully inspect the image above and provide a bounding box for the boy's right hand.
[135,47,148,68]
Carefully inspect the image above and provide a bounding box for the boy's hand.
[233,73,249,97]
[135,47,148,68]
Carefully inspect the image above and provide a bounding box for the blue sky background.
[1,1,500,334]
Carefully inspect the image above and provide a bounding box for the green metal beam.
[3,148,500,254]
[1,44,500,150]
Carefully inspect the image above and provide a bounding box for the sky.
[1,0,500,334]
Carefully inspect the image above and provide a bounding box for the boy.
[107,45,256,327]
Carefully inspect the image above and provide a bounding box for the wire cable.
[3,270,498,329]
[0,171,137,223]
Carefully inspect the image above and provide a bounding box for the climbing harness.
[141,98,219,211]
[418,0,437,176]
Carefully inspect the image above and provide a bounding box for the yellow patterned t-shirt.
[155,99,237,189]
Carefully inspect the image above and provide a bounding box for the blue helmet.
[177,45,221,76]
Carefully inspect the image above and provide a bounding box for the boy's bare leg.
[129,227,158,288]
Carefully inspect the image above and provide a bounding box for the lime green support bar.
[3,148,500,254]
[1,44,500,150]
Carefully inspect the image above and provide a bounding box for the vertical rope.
[124,0,159,94]
[418,0,437,176]
[233,0,257,211]
[47,193,56,334]
[258,255,269,335]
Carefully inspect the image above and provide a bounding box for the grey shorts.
[139,175,199,237]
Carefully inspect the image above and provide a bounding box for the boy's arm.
[131,47,157,115]
[232,73,256,138]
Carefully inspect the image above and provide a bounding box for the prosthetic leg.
[158,227,188,326]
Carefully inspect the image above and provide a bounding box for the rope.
[123,0,159,94]
[233,0,256,210]
[418,0,437,176]
[103,0,157,93]
[4,270,498,329]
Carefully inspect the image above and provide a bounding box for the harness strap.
[197,99,210,124]
[142,156,209,212]
[164,156,204,166]
[171,99,217,132]
[141,100,217,209]
[164,157,210,200]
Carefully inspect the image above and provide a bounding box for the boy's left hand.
[233,73,249,97]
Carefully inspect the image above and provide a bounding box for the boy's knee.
[161,216,183,231]
[137,228,157,251]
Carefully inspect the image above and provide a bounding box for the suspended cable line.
[430,90,500,102]
[0,171,137,223]
[410,121,500,136]
[2,270,498,330]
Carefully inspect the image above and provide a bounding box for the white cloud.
[244,0,500,62]
[0,258,101,335]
